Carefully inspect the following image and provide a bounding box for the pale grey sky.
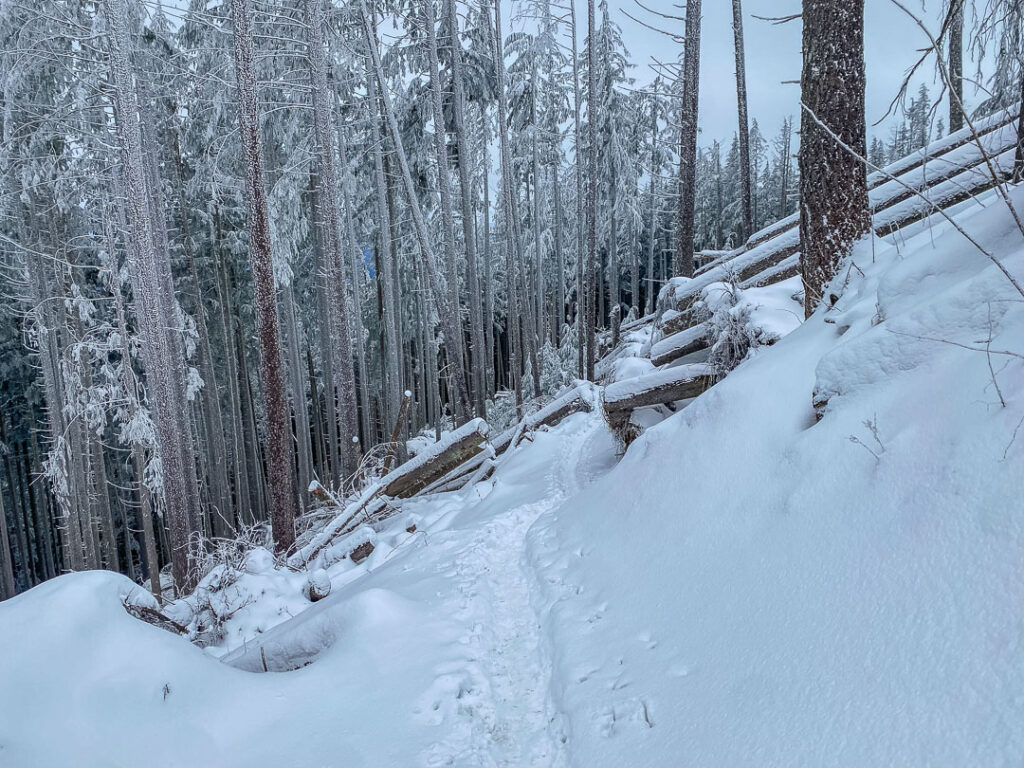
[605,0,969,145]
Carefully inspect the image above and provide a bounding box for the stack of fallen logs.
[290,385,598,569]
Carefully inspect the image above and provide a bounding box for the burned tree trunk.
[798,0,870,317]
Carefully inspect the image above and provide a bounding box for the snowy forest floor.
[3,185,1024,767]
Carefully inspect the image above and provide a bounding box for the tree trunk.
[231,0,300,553]
[586,0,599,379]
[1015,69,1024,183]
[106,0,204,592]
[799,0,870,316]
[732,0,753,240]
[646,90,660,315]
[365,60,404,432]
[444,0,487,416]
[303,0,360,486]
[422,0,469,424]
[675,0,702,278]
[359,0,472,424]
[948,0,964,134]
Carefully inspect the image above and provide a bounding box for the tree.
[105,0,205,591]
[674,0,702,278]
[798,0,871,317]
[732,0,753,240]
[229,0,299,554]
[948,0,965,133]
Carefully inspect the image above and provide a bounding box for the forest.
[3,0,1024,763]
[3,0,1015,601]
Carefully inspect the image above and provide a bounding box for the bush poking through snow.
[696,276,804,378]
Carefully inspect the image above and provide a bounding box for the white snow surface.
[3,188,1024,766]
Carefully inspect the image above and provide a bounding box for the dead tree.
[798,0,870,316]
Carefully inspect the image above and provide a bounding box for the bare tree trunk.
[212,202,250,527]
[0,476,16,599]
[646,89,660,315]
[359,0,472,423]
[1015,69,1024,182]
[445,0,486,415]
[488,0,525,408]
[304,0,361,485]
[230,0,299,553]
[365,61,403,431]
[948,0,964,134]
[570,0,586,378]
[171,132,233,536]
[732,0,753,240]
[778,118,792,220]
[586,0,599,379]
[675,0,702,278]
[799,0,870,316]
[422,0,469,423]
[106,0,204,592]
[337,128,373,450]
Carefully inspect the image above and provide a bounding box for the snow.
[2,188,1024,766]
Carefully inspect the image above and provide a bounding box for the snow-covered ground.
[2,186,1024,766]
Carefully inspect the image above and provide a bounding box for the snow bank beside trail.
[527,187,1024,766]
[0,568,456,768]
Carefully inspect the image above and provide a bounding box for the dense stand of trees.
[0,0,1020,598]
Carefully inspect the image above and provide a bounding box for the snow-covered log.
[649,323,710,367]
[602,364,715,427]
[382,418,490,499]
[492,385,595,456]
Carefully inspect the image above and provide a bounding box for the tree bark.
[106,0,204,591]
[675,0,702,278]
[948,0,964,134]
[230,0,299,553]
[586,0,599,379]
[732,0,753,240]
[799,0,870,317]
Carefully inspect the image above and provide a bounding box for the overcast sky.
[594,0,968,145]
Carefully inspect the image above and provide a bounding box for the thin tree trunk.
[646,89,659,315]
[445,0,486,415]
[799,0,870,316]
[948,0,964,134]
[422,0,468,423]
[675,0,702,278]
[586,0,599,378]
[359,0,472,424]
[570,0,586,379]
[1014,68,1024,182]
[106,0,204,592]
[365,64,403,431]
[732,0,753,240]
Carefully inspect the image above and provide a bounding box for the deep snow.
[2,186,1023,767]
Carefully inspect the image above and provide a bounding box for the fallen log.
[383,418,490,498]
[290,419,489,566]
[603,364,716,428]
[650,323,710,367]
[492,385,594,456]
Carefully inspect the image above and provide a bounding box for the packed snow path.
[415,414,616,767]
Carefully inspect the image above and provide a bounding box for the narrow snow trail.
[414,413,616,768]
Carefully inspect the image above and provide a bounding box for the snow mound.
[526,186,1024,766]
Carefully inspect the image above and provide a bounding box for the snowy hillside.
[2,187,1023,766]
